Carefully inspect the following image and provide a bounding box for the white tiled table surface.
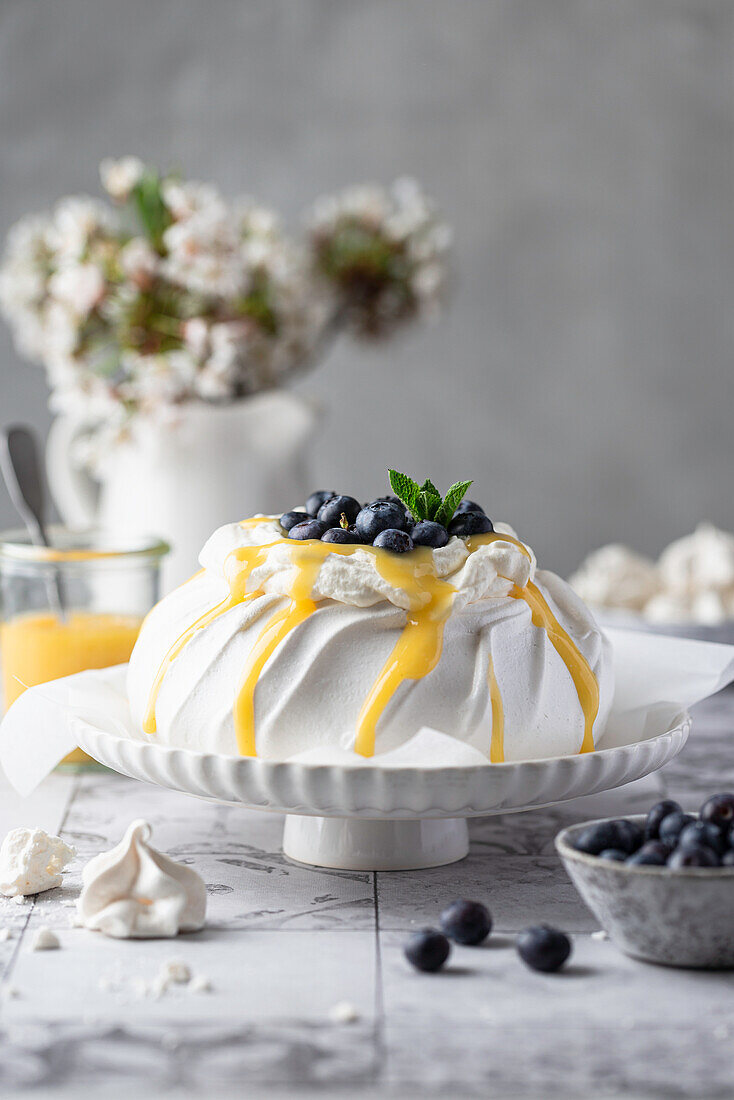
[1,693,733,1099]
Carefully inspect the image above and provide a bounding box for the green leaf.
[436,480,473,528]
[388,469,421,516]
[130,170,172,253]
[420,478,441,500]
[417,480,442,521]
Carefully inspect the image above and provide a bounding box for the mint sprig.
[388,469,473,526]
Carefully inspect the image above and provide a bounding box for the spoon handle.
[0,425,66,618]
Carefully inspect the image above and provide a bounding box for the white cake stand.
[71,710,690,871]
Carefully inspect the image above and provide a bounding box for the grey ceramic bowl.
[556,815,734,969]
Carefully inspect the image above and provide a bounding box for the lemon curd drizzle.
[508,580,599,754]
[143,525,599,759]
[487,656,505,763]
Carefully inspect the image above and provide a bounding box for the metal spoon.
[0,424,65,617]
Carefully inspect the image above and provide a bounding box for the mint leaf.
[418,479,442,521]
[388,470,476,527]
[437,479,473,528]
[388,469,421,516]
[420,478,441,499]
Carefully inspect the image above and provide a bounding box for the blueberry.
[721,849,734,867]
[322,527,363,544]
[439,899,492,946]
[699,793,734,831]
[573,819,643,857]
[626,841,670,866]
[306,490,336,516]
[411,521,449,549]
[288,519,327,541]
[404,928,451,973]
[280,510,311,532]
[317,495,361,528]
[447,512,494,538]
[370,495,403,507]
[658,811,697,846]
[455,500,485,515]
[668,846,720,869]
[678,820,726,856]
[598,849,628,862]
[373,529,414,553]
[516,925,572,973]
[355,501,408,541]
[644,799,682,841]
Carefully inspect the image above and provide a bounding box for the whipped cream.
[128,517,613,763]
[199,517,535,610]
[570,524,734,624]
[76,820,206,939]
[0,828,75,897]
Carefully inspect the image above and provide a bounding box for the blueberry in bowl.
[556,797,734,967]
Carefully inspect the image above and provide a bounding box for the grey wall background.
[1,0,732,574]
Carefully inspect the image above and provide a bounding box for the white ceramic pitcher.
[46,391,318,592]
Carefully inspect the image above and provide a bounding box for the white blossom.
[49,263,105,317]
[47,197,114,262]
[119,238,158,285]
[99,156,145,201]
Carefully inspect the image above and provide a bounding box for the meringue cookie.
[569,544,661,612]
[76,820,206,939]
[572,524,734,624]
[658,524,734,597]
[0,827,75,897]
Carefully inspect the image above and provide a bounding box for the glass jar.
[0,527,169,764]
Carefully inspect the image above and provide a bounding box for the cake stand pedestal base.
[282,815,470,871]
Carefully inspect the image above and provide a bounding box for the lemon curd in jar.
[0,526,168,766]
[1,611,143,763]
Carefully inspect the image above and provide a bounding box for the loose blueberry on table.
[404,929,452,973]
[281,470,493,553]
[440,899,493,945]
[571,792,734,869]
[516,926,572,973]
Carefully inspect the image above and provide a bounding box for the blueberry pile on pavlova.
[281,470,493,551]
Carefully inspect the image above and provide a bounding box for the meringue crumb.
[189,974,212,994]
[328,1001,360,1025]
[591,930,609,941]
[0,928,12,941]
[12,894,29,906]
[162,959,191,984]
[31,927,60,951]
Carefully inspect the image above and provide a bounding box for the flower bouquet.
[0,158,450,469]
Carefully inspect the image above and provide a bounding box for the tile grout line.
[372,871,387,1082]
[0,768,84,1000]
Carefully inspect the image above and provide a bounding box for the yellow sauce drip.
[353,554,456,757]
[509,580,599,754]
[143,551,270,734]
[143,525,599,761]
[233,550,321,756]
[487,656,505,763]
